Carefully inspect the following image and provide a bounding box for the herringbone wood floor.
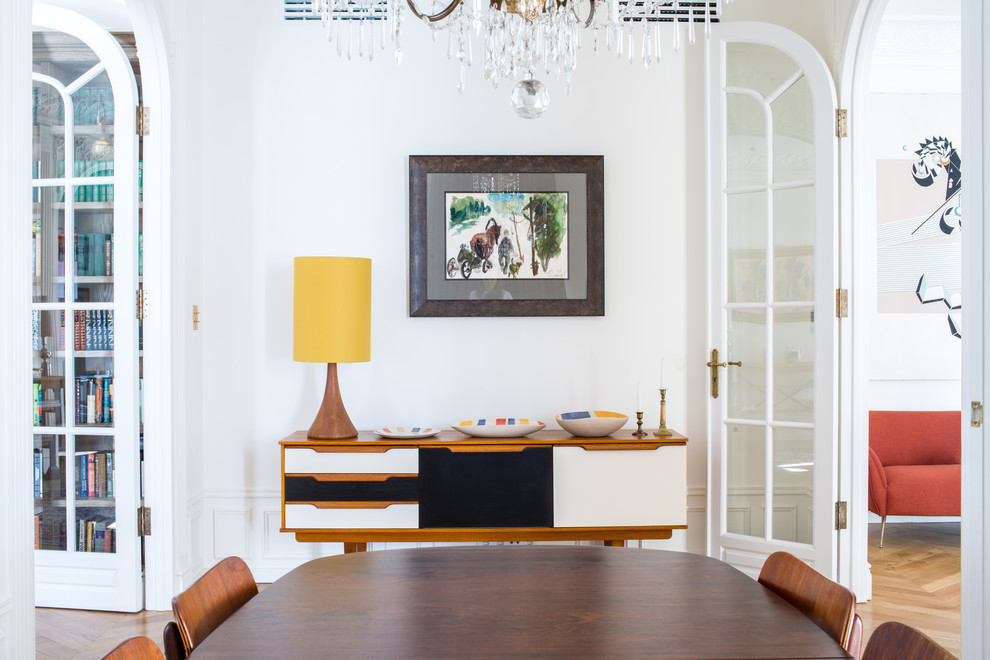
[37,525,960,659]
[858,521,960,657]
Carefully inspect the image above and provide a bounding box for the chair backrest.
[869,411,961,466]
[847,613,864,658]
[862,621,956,660]
[758,551,857,651]
[101,636,164,660]
[163,621,187,660]
[172,556,259,654]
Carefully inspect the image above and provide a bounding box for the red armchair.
[867,411,961,547]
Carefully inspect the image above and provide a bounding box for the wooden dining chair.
[758,551,858,653]
[162,621,187,660]
[862,621,956,660]
[848,614,864,658]
[101,636,164,660]
[171,556,259,655]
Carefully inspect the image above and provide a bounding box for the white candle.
[637,382,642,411]
[660,357,666,390]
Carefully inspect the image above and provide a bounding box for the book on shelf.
[87,452,96,497]
[32,310,40,350]
[33,382,40,425]
[34,449,42,498]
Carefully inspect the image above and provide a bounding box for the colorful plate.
[451,418,546,438]
[374,427,441,439]
[555,410,628,437]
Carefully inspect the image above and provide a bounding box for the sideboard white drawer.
[553,445,687,528]
[283,447,418,474]
[284,503,420,529]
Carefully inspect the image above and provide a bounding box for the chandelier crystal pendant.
[311,0,724,118]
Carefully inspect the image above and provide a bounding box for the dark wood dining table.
[188,545,852,659]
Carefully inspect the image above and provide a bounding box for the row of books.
[73,309,115,351]
[33,160,143,202]
[54,160,115,203]
[30,231,142,280]
[75,450,115,499]
[32,447,115,498]
[75,233,114,277]
[34,512,119,553]
[77,516,117,553]
[75,374,113,425]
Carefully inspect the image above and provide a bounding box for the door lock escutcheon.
[706,348,742,399]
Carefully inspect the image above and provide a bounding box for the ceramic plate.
[451,418,546,438]
[555,410,628,437]
[374,427,441,439]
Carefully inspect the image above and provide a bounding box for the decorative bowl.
[555,411,628,437]
[374,427,441,439]
[451,418,546,438]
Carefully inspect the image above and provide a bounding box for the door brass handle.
[706,349,742,399]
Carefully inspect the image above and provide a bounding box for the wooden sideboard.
[280,429,688,551]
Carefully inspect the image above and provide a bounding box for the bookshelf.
[31,17,143,611]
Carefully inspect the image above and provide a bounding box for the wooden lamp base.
[307,363,358,440]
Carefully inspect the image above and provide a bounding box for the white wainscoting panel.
[213,508,251,559]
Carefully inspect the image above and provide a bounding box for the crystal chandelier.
[310,0,724,118]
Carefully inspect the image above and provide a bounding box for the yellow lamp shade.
[293,257,371,364]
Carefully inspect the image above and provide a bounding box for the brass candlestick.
[654,389,673,437]
[633,411,646,437]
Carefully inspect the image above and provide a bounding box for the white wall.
[160,0,857,585]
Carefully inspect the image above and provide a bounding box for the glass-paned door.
[707,23,838,578]
[31,4,141,612]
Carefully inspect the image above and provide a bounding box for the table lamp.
[293,256,371,439]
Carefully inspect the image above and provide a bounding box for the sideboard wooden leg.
[603,540,625,548]
[344,542,368,553]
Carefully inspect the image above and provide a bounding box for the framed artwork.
[409,155,604,317]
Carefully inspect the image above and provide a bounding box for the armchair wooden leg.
[880,516,886,548]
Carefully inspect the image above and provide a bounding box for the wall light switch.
[193,305,200,330]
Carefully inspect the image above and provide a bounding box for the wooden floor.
[858,521,961,657]
[37,524,960,658]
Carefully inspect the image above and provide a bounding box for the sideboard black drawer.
[284,476,419,503]
[418,447,553,528]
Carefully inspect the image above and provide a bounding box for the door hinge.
[972,402,984,428]
[136,289,149,321]
[835,289,849,318]
[836,108,848,138]
[137,506,151,537]
[136,105,150,136]
[835,501,848,530]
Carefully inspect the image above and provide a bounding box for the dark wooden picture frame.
[409,155,604,317]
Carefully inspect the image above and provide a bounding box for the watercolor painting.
[444,192,568,280]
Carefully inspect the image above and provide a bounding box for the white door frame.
[841,0,988,653]
[124,0,174,612]
[0,0,37,654]
[835,0,892,603]
[959,0,987,656]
